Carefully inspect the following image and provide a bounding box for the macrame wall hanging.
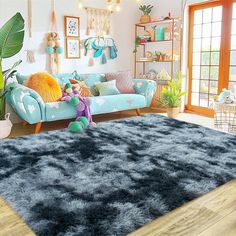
[45,0,63,74]
[26,0,35,63]
[85,7,112,37]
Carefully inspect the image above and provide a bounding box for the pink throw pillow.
[106,71,135,94]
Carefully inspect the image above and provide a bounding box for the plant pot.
[167,107,180,119]
[140,15,151,24]
[0,113,12,139]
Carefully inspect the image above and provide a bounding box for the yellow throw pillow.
[26,72,62,102]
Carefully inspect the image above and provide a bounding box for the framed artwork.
[66,38,80,59]
[64,16,80,37]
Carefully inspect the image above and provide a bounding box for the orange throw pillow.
[26,72,62,102]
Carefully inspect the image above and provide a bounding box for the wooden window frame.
[186,0,235,117]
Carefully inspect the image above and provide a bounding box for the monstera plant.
[0,13,25,121]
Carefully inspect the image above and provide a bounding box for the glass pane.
[194,25,202,38]
[212,6,222,22]
[201,66,210,80]
[200,80,209,93]
[194,10,203,24]
[210,81,218,94]
[212,37,221,50]
[202,38,211,51]
[230,66,236,81]
[231,51,236,65]
[200,93,209,107]
[211,51,220,65]
[210,66,219,80]
[203,8,212,23]
[193,52,201,65]
[191,93,199,106]
[233,3,236,19]
[193,39,201,52]
[192,80,200,92]
[229,81,236,91]
[232,20,236,35]
[202,52,210,65]
[202,24,211,38]
[192,66,200,79]
[231,36,236,50]
[212,22,222,37]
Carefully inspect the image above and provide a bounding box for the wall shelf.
[134,18,182,78]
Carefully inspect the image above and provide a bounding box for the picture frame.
[66,38,80,59]
[64,16,80,37]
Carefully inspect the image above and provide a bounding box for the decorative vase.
[156,27,165,41]
[140,15,151,24]
[0,113,13,139]
[167,107,179,119]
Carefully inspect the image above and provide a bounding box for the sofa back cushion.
[16,72,105,96]
[106,71,135,94]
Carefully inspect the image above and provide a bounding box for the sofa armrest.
[133,79,157,107]
[7,83,45,124]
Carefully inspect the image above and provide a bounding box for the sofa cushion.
[26,73,62,103]
[106,71,135,94]
[16,73,73,87]
[45,94,146,121]
[95,80,120,96]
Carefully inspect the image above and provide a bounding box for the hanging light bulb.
[115,0,121,12]
[77,0,83,9]
[107,0,113,12]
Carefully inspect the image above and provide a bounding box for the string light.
[77,0,83,9]
[77,0,140,12]
[115,0,121,12]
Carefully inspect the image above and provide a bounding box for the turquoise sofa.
[7,73,157,133]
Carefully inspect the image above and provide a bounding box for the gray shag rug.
[0,114,236,236]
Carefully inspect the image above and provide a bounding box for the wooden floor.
[130,180,236,236]
[3,108,235,236]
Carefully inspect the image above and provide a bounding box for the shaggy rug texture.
[0,114,236,236]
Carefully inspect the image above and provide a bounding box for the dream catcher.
[84,37,117,66]
[45,0,63,74]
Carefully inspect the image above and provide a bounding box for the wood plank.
[198,208,236,236]
[129,179,236,236]
[0,198,35,236]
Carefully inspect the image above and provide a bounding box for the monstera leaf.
[0,13,25,89]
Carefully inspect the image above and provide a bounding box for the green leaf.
[0,62,3,90]
[0,13,25,59]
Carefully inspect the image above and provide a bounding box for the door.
[229,2,236,90]
[187,1,224,116]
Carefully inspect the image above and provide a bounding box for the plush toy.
[61,83,95,132]
[217,88,236,104]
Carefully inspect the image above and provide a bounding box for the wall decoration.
[26,0,35,63]
[84,37,117,66]
[66,38,80,59]
[45,0,63,74]
[64,16,80,37]
[85,7,112,36]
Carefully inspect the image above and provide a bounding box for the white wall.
[0,0,182,123]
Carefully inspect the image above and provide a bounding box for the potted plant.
[159,72,186,119]
[0,13,25,139]
[139,5,153,24]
